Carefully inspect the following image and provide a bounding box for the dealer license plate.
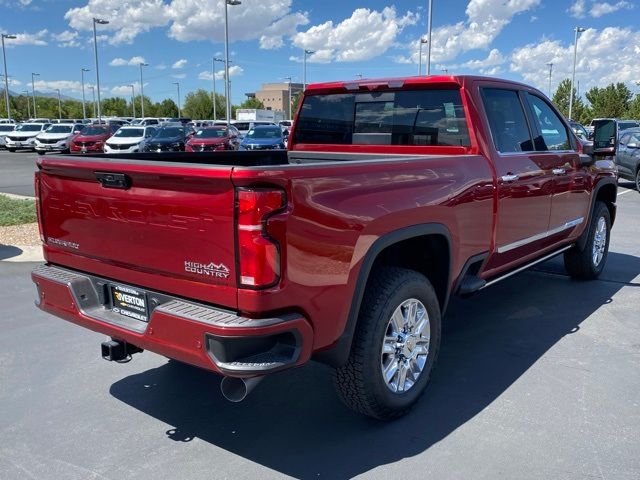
[110,284,149,322]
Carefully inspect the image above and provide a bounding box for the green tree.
[183,89,213,119]
[291,93,302,118]
[239,97,265,109]
[552,78,588,123]
[102,97,128,117]
[627,94,640,120]
[155,98,178,117]
[585,83,632,119]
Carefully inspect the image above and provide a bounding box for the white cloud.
[64,0,310,47]
[155,63,167,70]
[171,73,187,79]
[569,0,633,18]
[590,1,633,18]
[33,80,92,93]
[109,56,146,66]
[460,48,506,69]
[172,58,187,69]
[111,84,137,96]
[292,7,417,63]
[568,0,586,18]
[510,27,640,95]
[65,0,171,45]
[395,0,540,65]
[52,30,80,48]
[0,29,48,46]
[198,65,244,81]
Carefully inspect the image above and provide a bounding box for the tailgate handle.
[95,172,131,190]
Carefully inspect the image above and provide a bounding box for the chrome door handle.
[501,174,519,182]
[552,168,566,175]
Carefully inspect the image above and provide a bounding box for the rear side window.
[482,89,533,153]
[295,89,470,147]
[526,95,571,151]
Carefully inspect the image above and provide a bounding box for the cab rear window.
[294,89,470,147]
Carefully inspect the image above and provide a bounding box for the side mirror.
[592,119,617,157]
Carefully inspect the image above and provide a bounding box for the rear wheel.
[8,148,15,152]
[334,267,441,420]
[564,201,611,280]
[635,168,640,192]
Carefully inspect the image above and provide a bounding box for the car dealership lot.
[0,151,639,479]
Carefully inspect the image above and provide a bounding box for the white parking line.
[618,188,634,196]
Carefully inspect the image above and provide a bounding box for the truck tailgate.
[37,156,238,308]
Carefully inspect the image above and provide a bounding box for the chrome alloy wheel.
[380,298,430,393]
[592,216,607,267]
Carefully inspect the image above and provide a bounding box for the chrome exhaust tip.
[220,376,263,403]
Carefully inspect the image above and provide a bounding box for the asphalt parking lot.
[0,149,639,479]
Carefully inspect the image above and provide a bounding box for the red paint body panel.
[33,75,617,374]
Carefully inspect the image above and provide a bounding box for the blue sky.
[1,0,639,104]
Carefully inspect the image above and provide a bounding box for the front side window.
[295,89,470,146]
[527,95,571,151]
[482,89,533,153]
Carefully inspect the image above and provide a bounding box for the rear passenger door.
[523,93,589,245]
[480,87,556,275]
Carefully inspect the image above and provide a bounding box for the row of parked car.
[0,117,291,154]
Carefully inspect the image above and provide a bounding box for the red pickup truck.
[32,76,618,419]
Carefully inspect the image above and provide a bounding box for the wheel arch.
[314,223,453,367]
[577,178,617,251]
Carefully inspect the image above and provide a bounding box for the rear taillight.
[236,188,285,288]
[34,171,45,243]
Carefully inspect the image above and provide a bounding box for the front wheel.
[564,201,611,280]
[334,267,441,420]
[635,168,640,192]
[8,148,15,152]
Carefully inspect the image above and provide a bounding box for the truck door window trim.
[496,217,584,253]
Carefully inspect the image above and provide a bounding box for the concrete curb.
[1,192,36,201]
[0,245,44,263]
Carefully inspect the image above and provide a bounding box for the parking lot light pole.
[81,68,90,120]
[213,58,225,121]
[569,26,586,121]
[284,76,292,120]
[426,0,433,75]
[173,82,181,118]
[418,38,428,75]
[92,17,109,123]
[546,62,553,98]
[89,86,96,118]
[56,89,62,120]
[303,49,314,90]
[31,72,39,117]
[1,34,16,121]
[224,0,241,126]
[139,62,148,118]
[23,90,31,118]
[129,84,136,118]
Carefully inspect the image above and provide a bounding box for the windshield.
[16,124,43,132]
[247,127,282,139]
[195,129,227,139]
[154,127,184,138]
[81,126,109,136]
[46,125,73,134]
[114,128,145,138]
[0,125,14,132]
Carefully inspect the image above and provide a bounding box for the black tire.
[564,201,611,280]
[334,267,441,420]
[8,148,15,152]
[635,168,640,192]
[37,150,45,155]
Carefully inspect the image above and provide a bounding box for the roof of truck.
[305,75,537,93]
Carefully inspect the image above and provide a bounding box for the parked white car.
[35,123,85,154]
[5,123,51,152]
[131,117,161,126]
[0,124,16,148]
[104,125,158,154]
[231,120,278,138]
